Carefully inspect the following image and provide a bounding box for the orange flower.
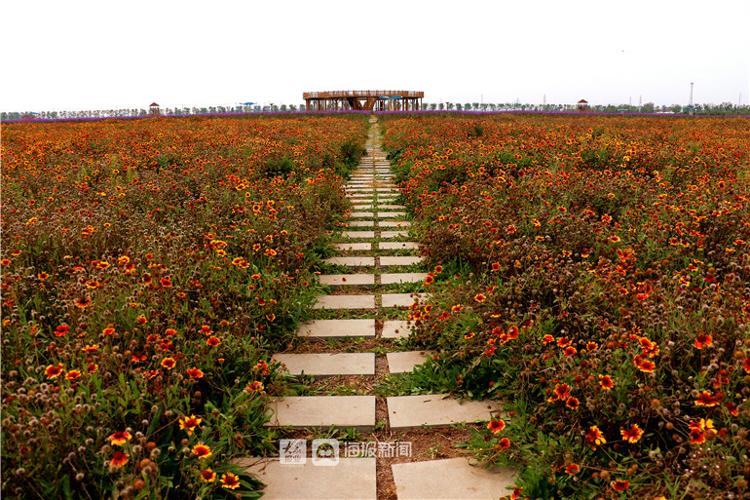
[102,326,116,336]
[109,431,132,446]
[220,472,240,490]
[585,425,607,447]
[37,272,49,280]
[565,397,580,410]
[136,315,148,325]
[424,274,435,285]
[487,419,506,434]
[160,276,173,288]
[206,336,221,347]
[598,374,614,391]
[186,367,204,379]
[542,334,555,344]
[491,262,501,271]
[65,369,82,382]
[473,293,486,303]
[620,424,643,443]
[45,363,64,379]
[160,357,176,370]
[610,479,630,492]
[634,355,656,373]
[200,468,217,483]
[744,357,750,374]
[693,333,712,350]
[179,415,203,436]
[191,443,212,459]
[110,451,129,469]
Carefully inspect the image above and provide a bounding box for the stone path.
[239,116,515,499]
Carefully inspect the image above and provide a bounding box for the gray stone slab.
[266,396,376,429]
[380,256,424,266]
[324,256,375,267]
[341,231,375,239]
[273,353,375,376]
[351,204,375,210]
[347,220,375,227]
[391,458,516,500]
[333,242,372,251]
[387,395,502,429]
[387,351,433,373]
[350,211,375,218]
[379,241,419,250]
[380,272,428,284]
[319,274,375,286]
[297,319,376,338]
[240,458,377,499]
[313,295,375,309]
[378,204,406,210]
[382,320,412,339]
[381,293,426,308]
[377,211,406,218]
[380,230,409,239]
[378,220,411,228]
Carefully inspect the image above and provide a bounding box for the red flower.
[200,468,217,483]
[565,397,580,410]
[694,390,721,407]
[220,472,241,490]
[693,333,712,350]
[160,357,176,370]
[109,431,132,446]
[620,424,643,443]
[473,293,486,303]
[110,451,129,469]
[54,324,70,337]
[65,369,82,382]
[553,383,571,401]
[487,419,506,434]
[206,336,221,347]
[491,262,501,271]
[610,479,630,491]
[186,367,204,379]
[585,425,606,447]
[191,443,212,459]
[45,363,64,379]
[598,374,614,391]
[564,463,580,475]
[496,437,511,449]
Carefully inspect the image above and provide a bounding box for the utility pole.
[689,82,694,115]
[638,95,642,112]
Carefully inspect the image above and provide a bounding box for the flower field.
[0,115,367,497]
[382,114,750,497]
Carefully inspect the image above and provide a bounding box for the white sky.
[2,0,749,111]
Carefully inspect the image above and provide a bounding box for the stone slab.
[379,241,419,250]
[346,220,375,228]
[350,211,375,218]
[386,395,502,429]
[378,221,411,228]
[381,320,412,339]
[391,458,515,500]
[313,295,375,309]
[378,204,406,210]
[333,242,372,251]
[380,273,428,284]
[387,351,432,373]
[319,274,375,286]
[377,211,406,218]
[297,319,376,338]
[380,256,424,266]
[240,458,377,500]
[266,396,376,429]
[381,293,425,308]
[380,231,409,238]
[273,353,375,376]
[324,256,376,267]
[341,231,375,239]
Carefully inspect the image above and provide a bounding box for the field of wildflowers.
[0,115,367,497]
[383,114,750,498]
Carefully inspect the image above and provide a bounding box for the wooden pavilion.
[303,90,424,112]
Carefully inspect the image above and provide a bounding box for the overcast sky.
[2,0,749,111]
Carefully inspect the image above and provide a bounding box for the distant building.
[576,99,589,111]
[149,102,160,115]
